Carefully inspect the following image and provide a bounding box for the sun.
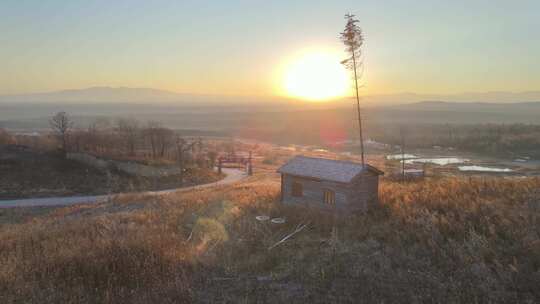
[282,51,350,101]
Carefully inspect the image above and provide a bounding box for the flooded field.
[278,142,539,177]
[404,157,469,166]
[385,154,418,160]
[384,149,539,177]
[458,165,513,173]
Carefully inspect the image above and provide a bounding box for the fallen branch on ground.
[186,229,193,242]
[268,221,310,250]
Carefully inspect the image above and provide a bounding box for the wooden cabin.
[277,156,384,212]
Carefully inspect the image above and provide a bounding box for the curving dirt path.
[0,168,246,208]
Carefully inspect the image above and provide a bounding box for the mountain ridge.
[1,87,540,105]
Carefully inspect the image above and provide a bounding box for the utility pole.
[400,127,406,182]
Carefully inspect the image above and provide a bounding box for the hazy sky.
[1,0,539,96]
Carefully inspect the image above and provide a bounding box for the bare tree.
[175,137,202,186]
[145,121,160,158]
[78,118,112,154]
[157,128,174,158]
[341,13,366,165]
[49,111,73,154]
[70,129,85,152]
[207,150,218,169]
[0,128,13,145]
[85,122,99,153]
[224,140,236,158]
[117,118,140,156]
[144,121,174,159]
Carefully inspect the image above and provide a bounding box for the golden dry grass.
[1,174,540,303]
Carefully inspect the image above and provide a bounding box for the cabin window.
[292,181,303,197]
[323,189,336,205]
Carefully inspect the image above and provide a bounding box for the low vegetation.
[0,114,227,199]
[0,148,221,199]
[372,123,540,158]
[1,174,539,303]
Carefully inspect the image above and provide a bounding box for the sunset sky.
[1,0,539,98]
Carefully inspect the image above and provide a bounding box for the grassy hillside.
[1,173,540,303]
[0,148,221,199]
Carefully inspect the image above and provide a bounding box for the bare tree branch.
[49,111,74,155]
[268,221,310,250]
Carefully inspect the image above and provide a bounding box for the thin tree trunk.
[352,51,365,165]
[62,132,68,155]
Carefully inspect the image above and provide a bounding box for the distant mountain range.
[361,91,540,105]
[0,87,229,104]
[387,100,540,113]
[373,101,540,124]
[1,87,540,128]
[1,87,539,106]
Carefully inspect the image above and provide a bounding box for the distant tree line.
[227,115,540,158]
[370,123,540,158]
[7,110,540,160]
[32,111,216,173]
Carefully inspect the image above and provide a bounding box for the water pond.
[458,165,513,172]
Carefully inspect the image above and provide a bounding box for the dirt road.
[0,168,246,208]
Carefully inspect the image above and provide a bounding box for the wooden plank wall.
[349,173,379,211]
[281,172,380,212]
[282,174,348,211]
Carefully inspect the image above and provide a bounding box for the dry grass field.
[1,164,540,303]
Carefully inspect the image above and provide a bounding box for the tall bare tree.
[49,111,73,154]
[341,13,366,165]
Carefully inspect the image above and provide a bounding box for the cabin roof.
[277,155,383,183]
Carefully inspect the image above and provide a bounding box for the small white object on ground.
[271,217,286,224]
[256,215,270,221]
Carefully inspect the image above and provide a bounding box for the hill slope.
[1,171,539,303]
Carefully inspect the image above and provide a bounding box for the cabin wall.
[282,174,349,210]
[348,172,379,211]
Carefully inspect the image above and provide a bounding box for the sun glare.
[282,51,350,101]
